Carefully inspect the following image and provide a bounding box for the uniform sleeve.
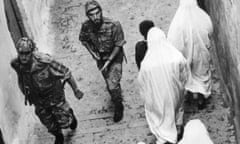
[112,21,126,47]
[10,58,26,95]
[10,58,18,72]
[49,59,72,80]
[79,22,90,43]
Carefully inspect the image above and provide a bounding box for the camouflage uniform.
[11,52,74,132]
[79,17,126,103]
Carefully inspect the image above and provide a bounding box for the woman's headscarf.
[142,27,185,68]
[168,0,213,63]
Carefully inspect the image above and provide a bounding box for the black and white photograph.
[0,0,239,144]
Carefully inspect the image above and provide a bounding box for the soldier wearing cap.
[11,37,84,144]
[79,0,126,122]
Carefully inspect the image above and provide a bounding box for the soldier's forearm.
[87,48,99,60]
[66,75,79,93]
[108,46,121,61]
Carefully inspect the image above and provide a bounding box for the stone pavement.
[26,0,236,144]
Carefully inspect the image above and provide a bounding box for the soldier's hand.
[74,89,84,100]
[100,60,111,72]
[62,80,67,89]
[92,53,101,61]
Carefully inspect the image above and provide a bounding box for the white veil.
[168,0,213,97]
[138,27,189,143]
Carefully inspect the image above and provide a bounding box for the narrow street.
[26,0,236,143]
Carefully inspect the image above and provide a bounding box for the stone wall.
[0,0,25,143]
[4,0,27,44]
[0,0,55,143]
[203,0,240,142]
[16,0,55,54]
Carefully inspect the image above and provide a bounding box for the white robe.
[179,119,214,144]
[167,0,213,98]
[138,27,189,143]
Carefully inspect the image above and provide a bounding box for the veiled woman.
[138,27,189,144]
[168,0,213,109]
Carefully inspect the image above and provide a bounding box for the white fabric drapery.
[179,119,214,144]
[138,27,189,143]
[167,0,213,98]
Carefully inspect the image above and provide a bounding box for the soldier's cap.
[85,0,102,15]
[16,37,35,53]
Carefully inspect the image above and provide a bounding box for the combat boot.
[50,130,64,144]
[113,101,124,122]
[55,133,64,144]
[69,108,78,130]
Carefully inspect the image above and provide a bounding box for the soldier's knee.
[108,84,117,91]
[106,78,121,90]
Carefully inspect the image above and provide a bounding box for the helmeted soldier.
[79,0,126,122]
[11,37,84,144]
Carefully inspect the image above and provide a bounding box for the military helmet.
[85,0,102,15]
[16,37,35,53]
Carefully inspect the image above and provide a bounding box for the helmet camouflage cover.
[16,37,35,53]
[85,0,102,15]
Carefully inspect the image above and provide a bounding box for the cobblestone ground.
[27,0,236,143]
